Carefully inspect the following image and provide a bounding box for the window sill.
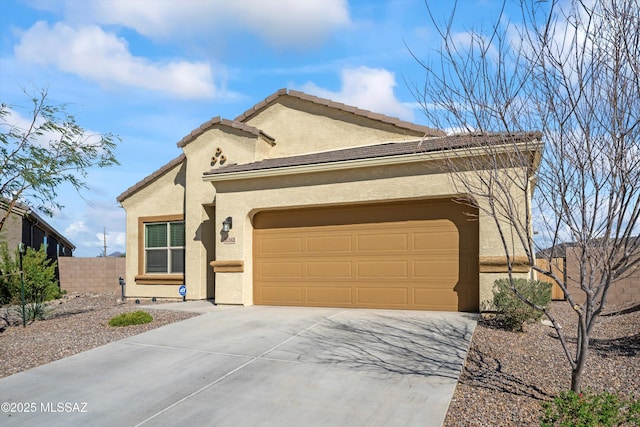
[134,275,184,285]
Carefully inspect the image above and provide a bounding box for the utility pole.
[103,227,107,257]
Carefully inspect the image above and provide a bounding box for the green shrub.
[493,278,551,331]
[0,242,61,307]
[108,311,153,327]
[541,389,640,426]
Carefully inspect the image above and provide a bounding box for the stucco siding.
[120,161,186,298]
[182,129,264,300]
[244,99,426,158]
[210,161,530,305]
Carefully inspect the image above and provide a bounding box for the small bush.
[541,389,640,426]
[15,302,49,322]
[0,242,61,307]
[108,311,153,327]
[493,278,551,331]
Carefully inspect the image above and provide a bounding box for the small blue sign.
[178,285,187,296]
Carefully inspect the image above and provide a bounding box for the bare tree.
[411,0,640,392]
[0,87,120,233]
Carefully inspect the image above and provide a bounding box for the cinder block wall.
[58,257,126,294]
[566,247,640,306]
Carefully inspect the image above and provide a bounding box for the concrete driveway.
[0,305,477,427]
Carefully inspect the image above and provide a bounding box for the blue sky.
[0,0,509,257]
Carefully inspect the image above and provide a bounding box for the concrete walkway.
[0,304,477,427]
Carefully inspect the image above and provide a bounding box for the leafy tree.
[0,87,119,232]
[412,0,640,392]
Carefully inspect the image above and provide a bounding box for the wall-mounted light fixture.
[222,216,233,232]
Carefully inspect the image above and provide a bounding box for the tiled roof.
[234,89,445,137]
[116,154,185,203]
[176,117,274,148]
[204,132,542,177]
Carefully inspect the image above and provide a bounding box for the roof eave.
[116,154,186,203]
[203,141,542,183]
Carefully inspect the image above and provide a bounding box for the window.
[144,221,185,274]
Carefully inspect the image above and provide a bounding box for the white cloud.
[56,200,126,256]
[14,21,216,99]
[301,66,415,121]
[92,230,125,255]
[1,103,112,154]
[64,221,88,237]
[38,0,350,48]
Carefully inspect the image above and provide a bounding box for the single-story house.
[117,89,541,312]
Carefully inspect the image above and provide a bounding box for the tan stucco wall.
[210,161,531,306]
[120,161,186,299]
[182,128,265,300]
[244,98,427,158]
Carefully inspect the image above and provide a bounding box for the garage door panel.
[413,287,460,309]
[357,233,408,252]
[307,261,353,279]
[258,262,303,279]
[306,235,352,253]
[258,237,303,256]
[414,230,458,251]
[259,287,303,303]
[357,260,408,278]
[413,259,459,280]
[357,287,409,306]
[306,286,353,305]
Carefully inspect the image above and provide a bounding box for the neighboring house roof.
[203,132,543,178]
[538,236,640,259]
[234,88,445,137]
[0,198,76,250]
[537,242,575,259]
[116,154,185,203]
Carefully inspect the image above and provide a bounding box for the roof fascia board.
[203,141,542,183]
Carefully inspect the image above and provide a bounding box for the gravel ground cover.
[443,301,640,426]
[0,292,198,378]
[0,294,637,426]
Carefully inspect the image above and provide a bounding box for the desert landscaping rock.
[0,292,197,378]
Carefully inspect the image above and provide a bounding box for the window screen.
[144,221,184,274]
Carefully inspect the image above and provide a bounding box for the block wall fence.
[58,257,125,294]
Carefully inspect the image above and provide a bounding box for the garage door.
[253,199,478,311]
